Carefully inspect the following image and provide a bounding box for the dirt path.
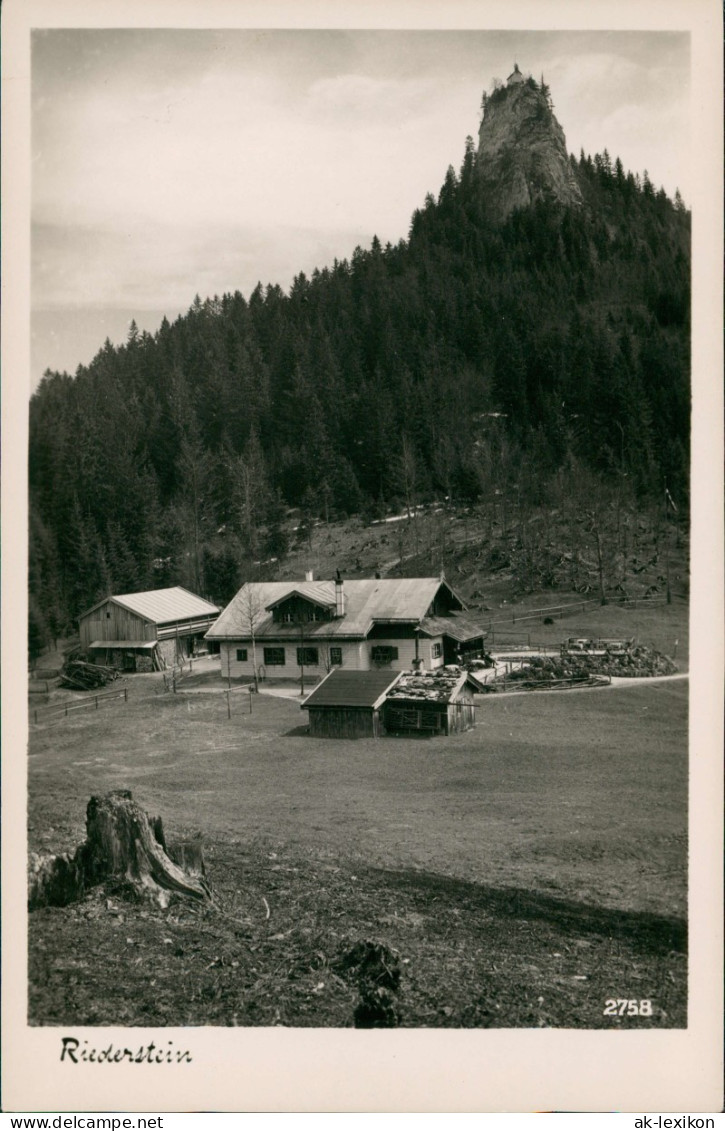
[607,673,688,688]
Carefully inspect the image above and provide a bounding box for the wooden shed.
[79,587,220,671]
[383,669,478,736]
[301,669,403,739]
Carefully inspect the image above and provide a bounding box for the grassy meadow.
[28,609,688,1027]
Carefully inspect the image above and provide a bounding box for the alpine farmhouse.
[205,575,489,683]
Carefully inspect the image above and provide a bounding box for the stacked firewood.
[60,660,119,691]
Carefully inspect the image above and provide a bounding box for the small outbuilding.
[383,668,479,736]
[301,668,403,740]
[79,586,220,671]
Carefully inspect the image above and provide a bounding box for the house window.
[264,647,286,666]
[431,642,442,658]
[330,647,343,666]
[297,647,319,666]
[282,611,294,623]
[371,645,399,666]
[236,648,248,662]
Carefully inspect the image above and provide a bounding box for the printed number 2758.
[603,999,653,1016]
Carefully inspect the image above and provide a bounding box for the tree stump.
[336,939,402,1028]
[28,790,211,910]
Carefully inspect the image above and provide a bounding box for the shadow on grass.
[368,865,687,955]
[283,725,311,737]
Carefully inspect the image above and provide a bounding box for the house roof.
[207,578,466,641]
[301,668,402,710]
[265,582,337,611]
[420,611,489,643]
[81,587,219,625]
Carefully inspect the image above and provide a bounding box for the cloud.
[32,219,378,311]
[30,28,691,384]
[33,64,472,240]
[540,47,690,195]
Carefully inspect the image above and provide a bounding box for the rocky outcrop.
[476,78,582,224]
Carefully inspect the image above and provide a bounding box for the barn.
[383,669,478,736]
[79,587,220,671]
[301,668,403,739]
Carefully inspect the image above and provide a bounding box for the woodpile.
[60,660,119,690]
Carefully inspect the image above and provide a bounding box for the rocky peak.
[476,72,582,223]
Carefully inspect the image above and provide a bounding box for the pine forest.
[29,126,690,648]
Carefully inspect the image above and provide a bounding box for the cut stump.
[29,790,211,910]
[336,939,402,1028]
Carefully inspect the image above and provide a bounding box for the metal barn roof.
[301,669,402,710]
[82,587,219,625]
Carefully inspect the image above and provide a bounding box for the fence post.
[249,688,253,714]
[95,696,98,709]
[34,709,38,724]
[65,704,68,717]
[124,687,128,703]
[227,690,231,719]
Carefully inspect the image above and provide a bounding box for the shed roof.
[207,577,465,641]
[301,668,402,710]
[82,587,219,625]
[386,668,480,703]
[89,640,156,650]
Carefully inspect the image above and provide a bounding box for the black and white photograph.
[3,0,722,1115]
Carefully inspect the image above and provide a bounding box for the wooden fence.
[31,685,129,725]
[481,674,611,694]
[162,673,255,717]
[485,593,671,635]
[487,633,560,653]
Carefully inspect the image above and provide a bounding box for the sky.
[31,28,691,387]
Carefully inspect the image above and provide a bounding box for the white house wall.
[221,635,444,680]
[222,639,365,681]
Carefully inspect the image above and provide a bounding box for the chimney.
[305,570,314,581]
[335,570,345,617]
[412,627,423,671]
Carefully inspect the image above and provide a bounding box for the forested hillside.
[29,133,690,646]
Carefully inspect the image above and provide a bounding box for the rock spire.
[476,71,582,223]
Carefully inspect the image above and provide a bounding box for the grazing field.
[28,672,687,1028]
